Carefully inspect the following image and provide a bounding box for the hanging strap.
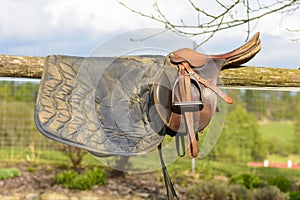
[175,133,185,157]
[158,144,179,200]
[178,64,198,158]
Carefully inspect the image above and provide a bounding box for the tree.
[294,118,300,153]
[120,0,299,47]
[213,104,266,162]
[268,91,296,121]
[292,93,300,153]
[243,90,267,120]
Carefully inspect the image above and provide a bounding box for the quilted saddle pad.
[34,55,166,156]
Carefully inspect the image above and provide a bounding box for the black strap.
[158,143,179,200]
[175,134,185,157]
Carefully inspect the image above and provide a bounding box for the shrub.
[189,180,230,200]
[0,168,22,180]
[189,180,252,200]
[290,190,300,200]
[267,176,293,192]
[54,167,106,190]
[58,145,87,169]
[228,184,252,200]
[253,186,289,200]
[230,173,263,189]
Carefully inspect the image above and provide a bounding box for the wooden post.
[0,54,299,87]
[0,55,44,78]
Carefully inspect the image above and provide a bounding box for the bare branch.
[287,28,300,41]
[119,0,300,45]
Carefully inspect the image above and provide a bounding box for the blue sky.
[0,0,299,68]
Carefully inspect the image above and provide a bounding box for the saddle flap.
[153,58,224,133]
[34,55,165,156]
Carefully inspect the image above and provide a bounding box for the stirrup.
[172,73,203,110]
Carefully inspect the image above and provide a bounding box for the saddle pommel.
[169,32,261,68]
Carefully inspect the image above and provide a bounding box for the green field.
[260,121,294,149]
[259,121,299,163]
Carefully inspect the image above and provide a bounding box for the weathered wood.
[0,54,299,87]
[0,55,44,78]
[219,66,300,87]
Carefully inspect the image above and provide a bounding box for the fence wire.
[0,78,61,161]
[0,78,299,163]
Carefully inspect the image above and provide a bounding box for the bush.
[189,180,230,200]
[230,173,263,189]
[58,145,87,169]
[267,176,293,192]
[253,186,289,200]
[290,190,300,200]
[54,167,106,190]
[189,180,252,200]
[228,184,252,200]
[0,168,22,180]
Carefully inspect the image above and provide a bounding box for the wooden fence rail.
[0,55,299,87]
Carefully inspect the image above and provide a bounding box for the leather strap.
[158,143,179,200]
[175,134,185,157]
[178,64,198,158]
[181,62,233,104]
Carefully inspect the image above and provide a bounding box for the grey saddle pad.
[34,55,166,156]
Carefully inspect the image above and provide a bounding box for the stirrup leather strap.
[181,62,233,104]
[178,64,198,158]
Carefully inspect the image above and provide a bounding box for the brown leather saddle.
[34,33,261,200]
[154,32,261,158]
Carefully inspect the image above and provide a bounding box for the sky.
[0,0,299,68]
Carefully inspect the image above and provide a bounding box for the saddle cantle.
[34,32,261,200]
[169,32,261,68]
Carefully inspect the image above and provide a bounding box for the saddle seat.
[169,32,261,68]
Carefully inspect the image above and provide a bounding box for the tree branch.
[119,0,300,45]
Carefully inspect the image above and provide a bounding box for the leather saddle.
[34,33,261,199]
[153,32,261,158]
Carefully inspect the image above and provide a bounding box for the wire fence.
[0,78,61,161]
[0,78,299,163]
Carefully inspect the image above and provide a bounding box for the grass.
[0,147,105,168]
[260,121,295,153]
[267,154,300,163]
[167,156,300,182]
[0,168,22,180]
[259,121,299,162]
[164,120,300,181]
